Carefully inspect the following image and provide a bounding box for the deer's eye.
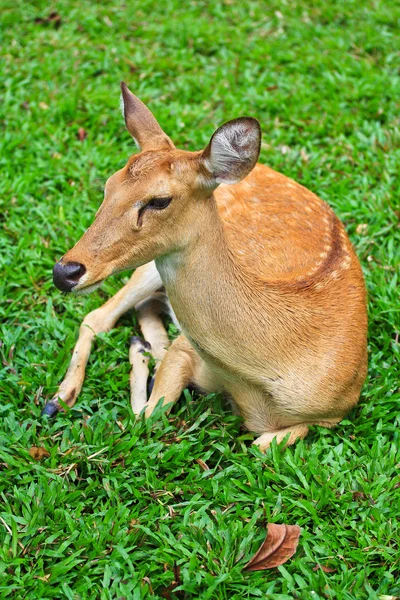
[147,197,172,210]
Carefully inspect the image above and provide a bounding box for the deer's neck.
[155,196,271,363]
[156,196,236,308]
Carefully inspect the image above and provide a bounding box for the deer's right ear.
[120,82,175,152]
[201,117,261,185]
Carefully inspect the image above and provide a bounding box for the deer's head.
[53,83,261,293]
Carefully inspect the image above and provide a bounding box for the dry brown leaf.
[312,563,337,573]
[243,522,301,572]
[160,562,182,599]
[29,446,50,460]
[34,12,62,28]
[77,128,87,141]
[195,458,210,471]
[142,576,154,595]
[352,491,366,501]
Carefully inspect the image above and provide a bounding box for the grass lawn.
[1,0,399,598]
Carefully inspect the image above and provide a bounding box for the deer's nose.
[53,261,86,292]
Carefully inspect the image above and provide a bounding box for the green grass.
[1,0,399,598]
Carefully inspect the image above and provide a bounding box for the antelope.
[43,82,368,450]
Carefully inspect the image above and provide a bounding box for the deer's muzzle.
[53,261,86,293]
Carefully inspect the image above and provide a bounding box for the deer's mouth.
[72,277,104,295]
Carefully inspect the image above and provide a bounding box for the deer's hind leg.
[253,418,341,451]
[253,425,310,450]
[42,261,162,416]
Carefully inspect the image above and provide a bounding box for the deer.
[42,82,368,451]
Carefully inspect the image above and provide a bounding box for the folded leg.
[129,292,171,415]
[253,418,340,451]
[42,261,162,416]
[253,424,310,450]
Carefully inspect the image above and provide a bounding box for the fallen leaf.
[243,522,301,571]
[160,563,182,599]
[77,128,87,141]
[300,148,309,162]
[34,574,51,582]
[34,12,62,28]
[142,576,154,594]
[352,491,367,501]
[313,563,337,573]
[279,144,291,155]
[356,223,368,235]
[33,386,44,406]
[195,458,210,471]
[29,446,50,460]
[48,11,62,26]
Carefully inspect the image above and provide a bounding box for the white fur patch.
[73,279,104,295]
[119,93,125,117]
[155,252,183,287]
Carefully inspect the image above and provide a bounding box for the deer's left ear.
[120,82,175,152]
[201,117,261,185]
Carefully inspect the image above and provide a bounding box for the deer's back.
[215,164,359,290]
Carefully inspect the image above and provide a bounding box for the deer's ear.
[120,82,175,152]
[201,118,261,185]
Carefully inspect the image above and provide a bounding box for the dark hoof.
[130,336,151,353]
[42,400,60,417]
[147,375,155,396]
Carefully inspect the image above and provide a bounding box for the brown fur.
[52,85,367,450]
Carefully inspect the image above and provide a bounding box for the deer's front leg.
[144,335,200,418]
[129,293,170,415]
[42,262,162,416]
[42,308,104,416]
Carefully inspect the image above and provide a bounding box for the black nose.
[53,261,86,292]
